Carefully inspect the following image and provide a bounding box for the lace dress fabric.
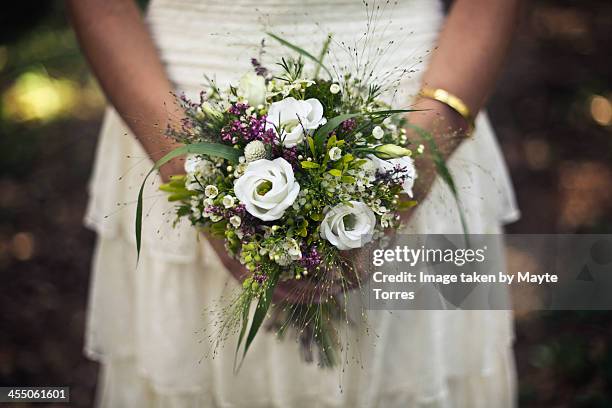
[84,0,520,406]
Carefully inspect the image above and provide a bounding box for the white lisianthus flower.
[372,125,384,140]
[234,158,300,221]
[328,146,342,161]
[329,83,341,94]
[266,97,327,147]
[229,215,242,228]
[204,185,219,198]
[320,201,376,250]
[222,195,235,208]
[368,154,417,197]
[238,72,267,107]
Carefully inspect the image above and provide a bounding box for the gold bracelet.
[418,87,475,133]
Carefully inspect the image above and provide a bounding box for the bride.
[68,0,521,406]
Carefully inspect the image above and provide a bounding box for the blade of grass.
[314,34,333,79]
[267,32,333,79]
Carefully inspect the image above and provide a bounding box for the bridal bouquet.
[136,34,457,368]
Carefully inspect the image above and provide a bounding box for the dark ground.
[1,1,611,407]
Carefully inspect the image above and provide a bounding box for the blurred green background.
[0,1,611,407]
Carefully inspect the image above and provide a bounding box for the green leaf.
[398,199,418,210]
[313,113,358,150]
[314,34,333,79]
[240,268,280,365]
[328,169,342,177]
[306,136,316,157]
[310,213,324,221]
[135,142,241,262]
[167,191,196,201]
[326,134,337,151]
[233,291,253,373]
[313,109,417,152]
[301,161,320,169]
[341,175,356,184]
[267,32,333,79]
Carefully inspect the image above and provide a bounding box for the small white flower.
[286,238,301,258]
[368,154,417,197]
[417,144,425,154]
[328,146,342,161]
[372,126,385,140]
[204,185,219,198]
[191,207,202,219]
[203,197,214,207]
[233,158,300,221]
[381,213,395,228]
[271,238,302,266]
[210,214,223,222]
[222,195,235,208]
[244,140,268,163]
[320,201,376,250]
[184,155,215,191]
[230,215,242,227]
[329,83,341,94]
[233,163,248,178]
[266,97,327,147]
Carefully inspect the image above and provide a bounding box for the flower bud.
[373,144,412,159]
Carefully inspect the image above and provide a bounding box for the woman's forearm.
[408,0,521,198]
[423,0,521,113]
[67,0,183,177]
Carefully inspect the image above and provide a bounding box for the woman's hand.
[401,97,471,223]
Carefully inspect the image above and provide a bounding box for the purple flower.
[221,105,276,145]
[251,58,269,78]
[253,273,267,284]
[300,246,322,270]
[341,118,357,133]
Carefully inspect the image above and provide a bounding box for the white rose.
[368,154,417,197]
[234,158,300,221]
[320,201,376,250]
[266,97,327,147]
[238,72,267,107]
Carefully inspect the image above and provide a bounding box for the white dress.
[84,0,521,406]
